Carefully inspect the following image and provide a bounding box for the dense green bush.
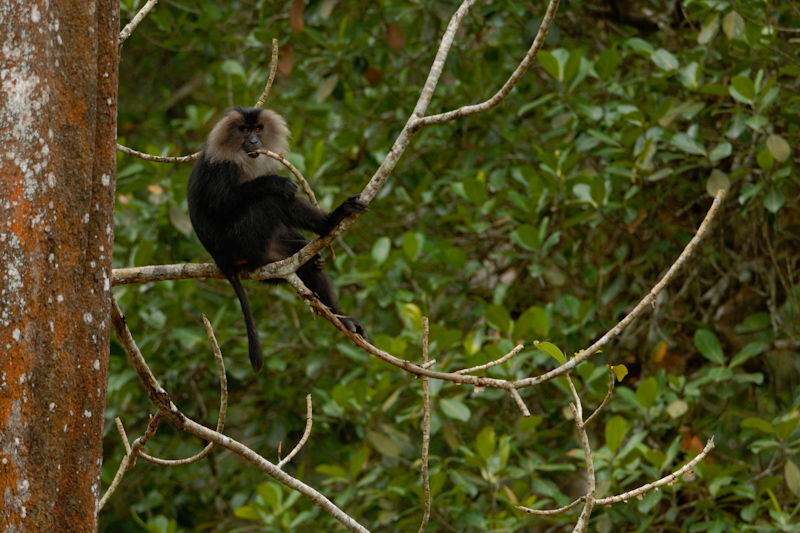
[105,0,799,531]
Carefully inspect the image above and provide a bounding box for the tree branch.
[120,0,160,44]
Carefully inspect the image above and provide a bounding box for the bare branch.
[417,0,561,127]
[595,438,715,506]
[120,0,159,44]
[583,367,615,428]
[255,38,280,108]
[116,143,200,163]
[418,317,432,533]
[98,419,134,510]
[517,496,585,516]
[454,344,524,375]
[109,298,371,533]
[568,401,595,533]
[277,395,313,469]
[509,388,531,418]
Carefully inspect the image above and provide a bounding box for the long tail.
[225,273,263,372]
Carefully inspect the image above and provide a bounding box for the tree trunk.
[0,0,119,531]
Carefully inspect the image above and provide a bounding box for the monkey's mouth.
[247,152,259,159]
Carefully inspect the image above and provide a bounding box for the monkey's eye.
[255,127,263,133]
[242,127,250,134]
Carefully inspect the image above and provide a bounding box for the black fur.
[187,107,368,372]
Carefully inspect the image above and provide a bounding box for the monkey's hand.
[328,196,368,229]
[313,253,326,270]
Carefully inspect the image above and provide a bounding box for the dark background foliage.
[105,0,800,531]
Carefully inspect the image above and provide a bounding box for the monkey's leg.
[296,262,367,338]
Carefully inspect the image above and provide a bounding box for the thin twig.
[116,143,200,163]
[595,438,715,506]
[277,395,314,469]
[568,401,595,533]
[120,0,160,44]
[418,317,432,533]
[127,413,163,470]
[454,344,524,375]
[583,367,615,428]
[508,388,531,418]
[517,496,586,515]
[255,38,280,108]
[98,419,134,510]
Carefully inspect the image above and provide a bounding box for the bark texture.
[0,0,119,530]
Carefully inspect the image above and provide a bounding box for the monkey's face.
[241,125,263,158]
[205,107,290,178]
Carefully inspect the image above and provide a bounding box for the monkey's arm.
[201,170,297,220]
[287,196,368,236]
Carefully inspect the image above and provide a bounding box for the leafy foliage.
[105,0,800,531]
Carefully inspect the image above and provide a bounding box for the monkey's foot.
[337,314,368,340]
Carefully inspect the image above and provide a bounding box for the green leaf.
[671,133,707,156]
[708,142,732,162]
[314,74,339,103]
[534,341,564,365]
[368,430,401,458]
[475,426,497,460]
[485,304,513,334]
[517,306,549,338]
[730,76,755,103]
[440,398,471,422]
[595,47,619,80]
[757,149,774,171]
[636,376,658,409]
[666,400,688,418]
[590,177,606,206]
[220,59,247,79]
[742,417,777,435]
[349,447,369,480]
[776,418,800,441]
[745,115,769,130]
[537,50,561,81]
[766,134,791,162]
[694,329,725,364]
[612,364,628,382]
[723,11,745,39]
[402,232,422,261]
[234,505,261,521]
[786,461,800,496]
[316,464,348,479]
[605,416,629,453]
[706,169,730,197]
[512,224,541,251]
[463,179,487,205]
[698,15,720,45]
[730,342,763,368]
[763,186,785,214]
[402,303,423,331]
[371,236,391,265]
[651,49,679,71]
